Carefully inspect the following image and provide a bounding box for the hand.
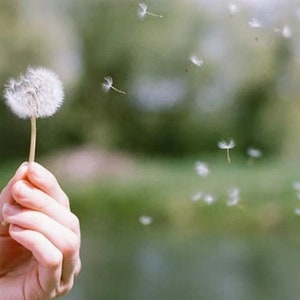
[0,162,81,299]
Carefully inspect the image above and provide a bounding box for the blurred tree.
[0,0,298,159]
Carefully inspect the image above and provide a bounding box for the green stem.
[29,116,36,163]
[227,149,231,164]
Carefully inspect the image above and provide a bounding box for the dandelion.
[218,139,235,164]
[191,191,202,202]
[139,215,153,226]
[137,3,163,19]
[248,19,262,28]
[102,76,126,95]
[228,3,239,16]
[190,55,204,67]
[195,161,209,177]
[3,66,64,163]
[227,187,240,207]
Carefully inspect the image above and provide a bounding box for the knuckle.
[46,251,63,268]
[62,233,80,255]
[75,259,82,277]
[57,280,74,296]
[71,214,80,231]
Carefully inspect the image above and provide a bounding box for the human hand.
[0,162,81,299]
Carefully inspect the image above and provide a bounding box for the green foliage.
[0,1,299,159]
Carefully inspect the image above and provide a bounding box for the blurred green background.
[2,0,300,299]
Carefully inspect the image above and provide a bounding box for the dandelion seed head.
[102,76,113,92]
[195,161,209,177]
[247,147,262,158]
[3,66,64,119]
[137,3,148,19]
[139,215,153,226]
[294,208,300,215]
[190,55,204,67]
[218,139,235,150]
[248,18,262,28]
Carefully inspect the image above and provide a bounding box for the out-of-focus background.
[1,0,300,299]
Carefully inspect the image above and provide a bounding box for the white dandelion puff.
[190,55,204,67]
[227,187,240,207]
[3,66,64,162]
[195,161,209,177]
[139,215,153,226]
[218,139,235,164]
[248,19,262,28]
[191,191,202,202]
[102,76,126,95]
[137,3,163,19]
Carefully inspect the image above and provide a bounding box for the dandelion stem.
[111,86,126,95]
[227,149,231,164]
[147,12,163,18]
[29,116,36,163]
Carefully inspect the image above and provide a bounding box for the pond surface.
[64,225,300,300]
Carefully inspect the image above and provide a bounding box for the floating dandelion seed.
[3,66,64,163]
[227,187,240,207]
[102,76,126,95]
[137,3,163,19]
[202,193,216,205]
[191,192,202,202]
[195,161,209,177]
[282,25,292,38]
[247,147,262,164]
[218,139,235,164]
[190,55,204,67]
[294,208,300,215]
[247,147,262,159]
[248,19,262,28]
[228,3,239,16]
[293,181,300,191]
[139,215,153,226]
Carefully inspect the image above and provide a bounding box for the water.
[63,225,300,300]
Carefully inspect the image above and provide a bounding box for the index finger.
[0,162,29,233]
[27,162,69,208]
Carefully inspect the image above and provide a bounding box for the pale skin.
[0,162,81,299]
